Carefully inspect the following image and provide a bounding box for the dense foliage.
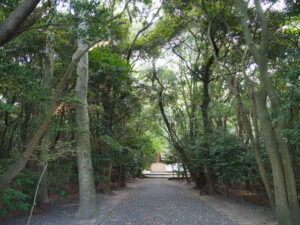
[0,0,299,224]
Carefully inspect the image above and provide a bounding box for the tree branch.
[126,5,163,62]
[0,0,43,46]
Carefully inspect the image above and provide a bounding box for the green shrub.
[14,169,38,194]
[0,188,30,217]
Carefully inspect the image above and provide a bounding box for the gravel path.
[1,179,240,225]
[103,179,239,225]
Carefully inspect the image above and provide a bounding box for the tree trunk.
[97,158,113,194]
[19,101,32,152]
[0,44,94,191]
[237,1,300,223]
[182,163,191,184]
[227,78,275,209]
[199,66,217,195]
[152,61,205,188]
[37,140,49,203]
[97,89,113,194]
[242,90,274,208]
[254,90,291,225]
[118,163,126,188]
[37,20,55,203]
[75,19,98,218]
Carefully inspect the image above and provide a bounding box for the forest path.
[1,179,275,225]
[103,179,238,225]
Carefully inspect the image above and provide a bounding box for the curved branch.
[0,0,42,46]
[126,5,162,62]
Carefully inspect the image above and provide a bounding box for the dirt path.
[1,179,276,225]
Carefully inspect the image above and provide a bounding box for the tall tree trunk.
[157,88,196,183]
[254,90,292,225]
[19,101,32,152]
[200,74,216,195]
[239,88,274,208]
[0,44,94,191]
[97,156,112,194]
[152,63,201,186]
[226,78,275,209]
[97,90,113,194]
[237,1,300,224]
[197,29,219,193]
[37,26,55,203]
[75,19,98,218]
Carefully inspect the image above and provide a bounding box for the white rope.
[26,162,47,225]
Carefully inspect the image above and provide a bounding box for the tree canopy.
[0,0,299,224]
